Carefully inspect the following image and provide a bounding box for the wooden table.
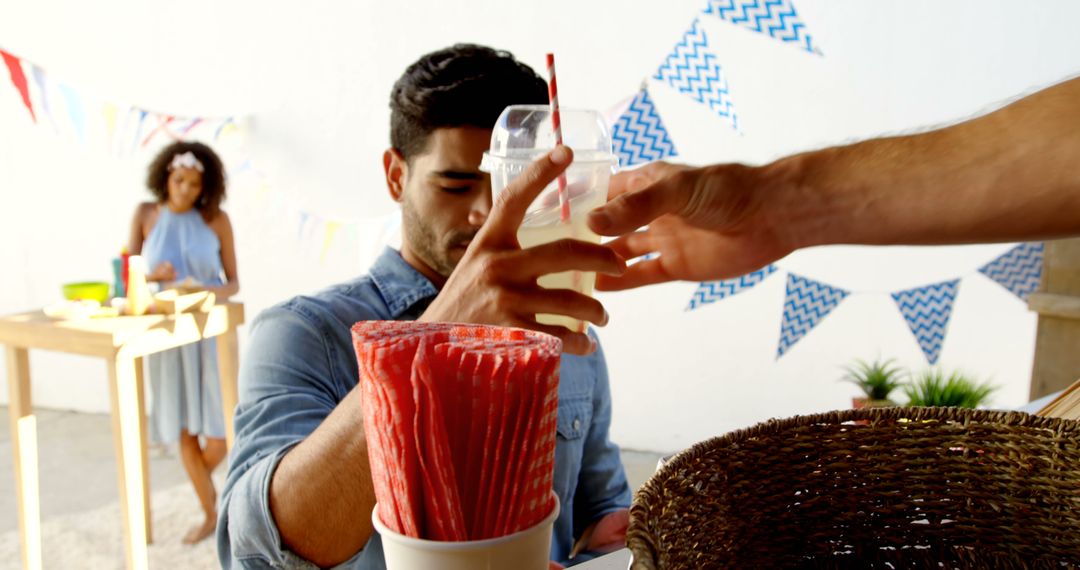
[0,303,244,570]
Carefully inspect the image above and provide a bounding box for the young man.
[218,44,631,569]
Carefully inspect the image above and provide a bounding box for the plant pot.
[852,397,894,410]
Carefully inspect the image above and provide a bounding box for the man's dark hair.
[390,43,548,161]
[145,141,227,219]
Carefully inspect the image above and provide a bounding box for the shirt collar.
[369,247,440,319]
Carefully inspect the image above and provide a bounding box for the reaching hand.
[587,508,628,553]
[419,146,627,355]
[587,161,791,290]
[149,261,176,283]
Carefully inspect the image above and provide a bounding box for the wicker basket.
[627,407,1080,569]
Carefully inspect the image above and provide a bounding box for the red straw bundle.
[353,321,561,541]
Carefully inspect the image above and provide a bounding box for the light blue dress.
[142,206,227,443]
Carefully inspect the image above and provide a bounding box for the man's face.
[386,127,493,283]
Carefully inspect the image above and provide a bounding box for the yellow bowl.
[62,281,111,304]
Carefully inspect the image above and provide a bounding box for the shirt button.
[573,418,581,430]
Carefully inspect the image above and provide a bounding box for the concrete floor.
[0,406,666,536]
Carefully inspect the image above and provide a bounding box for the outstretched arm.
[589,75,1080,290]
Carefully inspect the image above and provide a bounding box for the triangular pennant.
[141,113,177,147]
[30,65,58,131]
[891,279,960,365]
[102,102,118,144]
[298,211,311,241]
[178,117,203,137]
[611,88,678,168]
[320,220,341,264]
[1,50,35,122]
[704,0,821,54]
[57,83,86,143]
[131,109,148,152]
[654,17,737,129]
[978,242,1043,302]
[777,273,849,358]
[215,118,237,141]
[687,265,776,310]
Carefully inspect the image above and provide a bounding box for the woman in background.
[128,141,239,544]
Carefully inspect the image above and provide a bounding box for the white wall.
[2,1,1078,452]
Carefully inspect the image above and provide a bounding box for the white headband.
[168,151,205,173]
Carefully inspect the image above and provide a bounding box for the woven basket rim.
[656,407,1075,476]
[626,406,1080,569]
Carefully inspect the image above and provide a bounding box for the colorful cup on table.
[480,105,618,333]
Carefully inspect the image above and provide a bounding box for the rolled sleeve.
[221,444,318,569]
[573,336,632,534]
[217,304,356,568]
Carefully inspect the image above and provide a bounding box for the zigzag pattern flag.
[611,88,678,167]
[778,273,849,358]
[978,242,1043,302]
[704,0,820,54]
[891,279,960,365]
[654,17,738,129]
[687,265,777,310]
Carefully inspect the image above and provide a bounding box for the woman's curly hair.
[145,141,227,219]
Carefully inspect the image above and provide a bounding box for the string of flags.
[1,47,381,265]
[686,242,1045,364]
[609,0,821,167]
[230,160,401,266]
[0,47,237,155]
[603,1,1037,368]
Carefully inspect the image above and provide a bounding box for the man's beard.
[402,203,478,279]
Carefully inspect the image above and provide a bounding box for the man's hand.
[420,146,627,355]
[570,508,629,559]
[587,161,791,291]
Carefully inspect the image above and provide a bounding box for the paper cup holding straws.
[352,321,563,569]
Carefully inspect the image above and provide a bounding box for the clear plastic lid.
[480,105,617,171]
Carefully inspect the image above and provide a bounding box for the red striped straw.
[546,53,571,222]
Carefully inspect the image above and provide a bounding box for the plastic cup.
[480,105,617,333]
[373,492,559,570]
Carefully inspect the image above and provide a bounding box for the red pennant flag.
[1,50,36,123]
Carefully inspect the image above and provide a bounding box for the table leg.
[6,346,42,570]
[108,354,149,570]
[133,356,152,544]
[216,329,239,451]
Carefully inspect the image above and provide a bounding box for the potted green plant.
[842,357,906,409]
[904,369,997,408]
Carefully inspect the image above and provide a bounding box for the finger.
[513,287,608,327]
[606,161,674,201]
[602,232,655,262]
[516,319,594,355]
[508,239,626,280]
[588,168,692,236]
[480,146,573,243]
[594,259,674,291]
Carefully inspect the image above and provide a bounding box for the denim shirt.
[218,248,631,569]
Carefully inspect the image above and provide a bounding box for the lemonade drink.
[481,105,617,333]
[516,187,606,332]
